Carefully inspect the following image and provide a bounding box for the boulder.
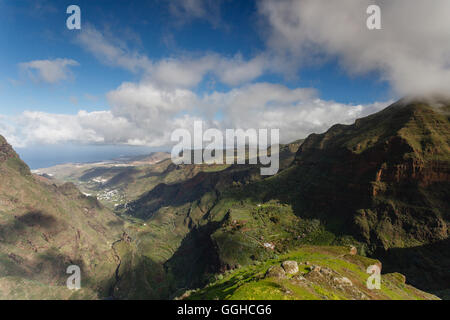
[265,265,286,279]
[281,261,299,274]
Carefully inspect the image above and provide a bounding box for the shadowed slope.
[0,135,125,299]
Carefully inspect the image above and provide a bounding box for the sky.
[1,0,450,168]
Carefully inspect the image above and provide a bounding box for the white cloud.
[0,114,23,147]
[76,24,269,88]
[0,82,389,148]
[150,56,216,88]
[201,83,388,143]
[106,81,199,145]
[215,54,267,87]
[1,110,130,147]
[19,58,79,84]
[168,0,223,28]
[76,24,152,73]
[150,53,269,88]
[258,0,450,95]
[75,2,450,95]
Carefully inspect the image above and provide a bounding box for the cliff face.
[292,98,450,249]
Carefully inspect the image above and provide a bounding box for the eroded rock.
[333,277,353,286]
[265,265,286,279]
[281,260,299,274]
[320,267,333,276]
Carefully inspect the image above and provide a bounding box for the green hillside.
[1,97,448,300]
[186,246,438,300]
[121,98,449,299]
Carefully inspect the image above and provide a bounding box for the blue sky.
[0,0,389,116]
[0,0,448,168]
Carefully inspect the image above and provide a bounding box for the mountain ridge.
[121,97,449,298]
[1,97,448,299]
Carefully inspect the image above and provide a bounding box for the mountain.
[2,96,447,300]
[0,135,125,299]
[260,97,450,296]
[121,97,449,298]
[230,97,449,297]
[0,136,310,299]
[291,96,449,247]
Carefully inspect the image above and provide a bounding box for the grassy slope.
[187,246,438,300]
[102,141,309,298]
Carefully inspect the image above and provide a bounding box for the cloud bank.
[259,0,450,95]
[1,82,389,148]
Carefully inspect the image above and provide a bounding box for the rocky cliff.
[291,97,450,248]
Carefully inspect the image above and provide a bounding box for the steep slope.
[186,246,438,300]
[239,97,450,296]
[290,97,449,248]
[0,135,125,299]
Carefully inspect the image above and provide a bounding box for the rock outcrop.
[265,265,287,279]
[281,261,299,274]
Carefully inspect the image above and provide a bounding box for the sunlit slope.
[187,246,438,300]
